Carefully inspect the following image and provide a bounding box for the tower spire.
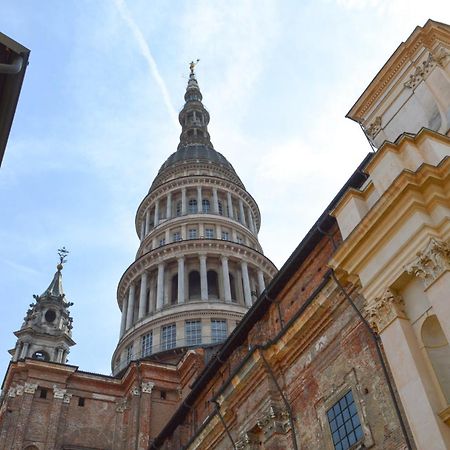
[178,60,213,150]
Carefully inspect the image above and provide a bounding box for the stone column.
[241,261,252,307]
[199,255,208,301]
[257,269,265,295]
[20,342,30,359]
[178,257,185,304]
[138,272,148,320]
[166,192,172,219]
[221,256,232,302]
[181,187,187,215]
[57,348,64,363]
[154,200,159,227]
[239,199,246,225]
[13,343,21,361]
[366,288,450,449]
[227,192,234,219]
[247,209,255,232]
[126,283,135,330]
[156,263,165,310]
[145,209,150,235]
[197,186,202,212]
[149,275,156,313]
[46,386,67,446]
[120,296,127,337]
[212,188,219,214]
[140,220,145,241]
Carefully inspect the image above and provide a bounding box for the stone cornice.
[136,174,261,234]
[405,237,450,288]
[347,20,450,121]
[117,240,277,303]
[330,157,450,288]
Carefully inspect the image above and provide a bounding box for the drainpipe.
[0,56,23,75]
[315,221,413,450]
[210,400,237,449]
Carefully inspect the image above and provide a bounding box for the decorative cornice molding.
[405,238,450,288]
[365,288,406,333]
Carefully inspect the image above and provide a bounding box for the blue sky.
[1,0,449,376]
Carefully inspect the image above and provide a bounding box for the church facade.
[0,19,449,450]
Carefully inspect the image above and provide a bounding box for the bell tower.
[10,248,75,364]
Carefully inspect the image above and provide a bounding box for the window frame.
[161,323,177,350]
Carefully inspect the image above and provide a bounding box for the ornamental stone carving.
[116,398,128,413]
[235,431,260,450]
[23,383,38,394]
[256,404,290,437]
[405,238,450,288]
[141,381,155,394]
[15,385,24,396]
[432,47,450,67]
[404,52,439,89]
[366,116,382,139]
[53,385,67,399]
[131,386,141,396]
[63,393,72,404]
[365,288,406,333]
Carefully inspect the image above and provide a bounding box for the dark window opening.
[78,397,85,407]
[207,270,219,298]
[32,350,50,361]
[171,274,178,304]
[189,271,201,300]
[39,388,47,399]
[160,391,166,400]
[229,274,237,302]
[45,309,56,322]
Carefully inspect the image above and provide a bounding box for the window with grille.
[176,201,182,216]
[202,199,210,213]
[327,390,363,450]
[161,324,176,350]
[173,231,181,242]
[205,228,214,239]
[188,228,197,239]
[218,200,223,215]
[188,199,197,214]
[126,344,133,364]
[159,237,166,246]
[211,319,227,343]
[221,231,229,240]
[185,320,202,346]
[236,235,243,244]
[141,332,153,357]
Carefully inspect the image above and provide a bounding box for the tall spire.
[178,60,213,150]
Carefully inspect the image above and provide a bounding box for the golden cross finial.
[189,59,200,74]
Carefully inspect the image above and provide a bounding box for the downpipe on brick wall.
[316,223,413,450]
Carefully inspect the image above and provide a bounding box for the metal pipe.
[0,55,23,75]
[259,351,299,450]
[211,400,237,449]
[329,270,413,450]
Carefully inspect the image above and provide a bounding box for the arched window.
[207,270,219,299]
[171,275,178,304]
[32,350,50,361]
[188,199,197,214]
[176,201,182,216]
[189,271,201,300]
[422,315,450,402]
[202,199,210,213]
[218,200,223,216]
[229,274,237,302]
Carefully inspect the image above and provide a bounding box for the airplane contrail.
[114,0,179,129]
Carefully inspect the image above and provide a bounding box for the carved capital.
[405,238,450,288]
[24,383,38,394]
[141,381,155,394]
[131,386,141,396]
[432,47,450,67]
[404,52,438,88]
[236,431,260,450]
[63,393,72,404]
[15,385,24,396]
[256,404,290,437]
[116,399,128,413]
[366,288,405,333]
[53,385,67,400]
[366,116,382,138]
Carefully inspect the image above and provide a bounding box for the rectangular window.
[205,228,214,239]
[172,231,181,242]
[327,390,363,450]
[185,320,202,346]
[188,228,197,239]
[141,332,153,357]
[126,344,133,364]
[221,231,229,241]
[161,323,176,350]
[236,235,243,244]
[159,237,166,246]
[211,319,228,343]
